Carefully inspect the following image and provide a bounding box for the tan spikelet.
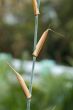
[33,28,64,57]
[33,29,51,57]
[32,0,40,16]
[7,62,31,99]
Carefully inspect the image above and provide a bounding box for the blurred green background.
[0,0,73,110]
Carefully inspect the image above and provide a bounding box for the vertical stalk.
[27,0,40,110]
[29,0,40,94]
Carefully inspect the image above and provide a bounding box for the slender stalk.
[27,15,38,110]
[29,15,39,94]
[27,1,40,110]
[29,0,40,95]
[27,98,31,110]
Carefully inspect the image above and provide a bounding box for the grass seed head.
[7,62,31,99]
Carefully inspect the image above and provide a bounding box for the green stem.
[27,15,38,110]
[27,99,31,110]
[27,1,40,110]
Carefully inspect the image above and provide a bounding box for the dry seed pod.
[7,62,31,99]
[33,29,51,57]
[32,0,40,16]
